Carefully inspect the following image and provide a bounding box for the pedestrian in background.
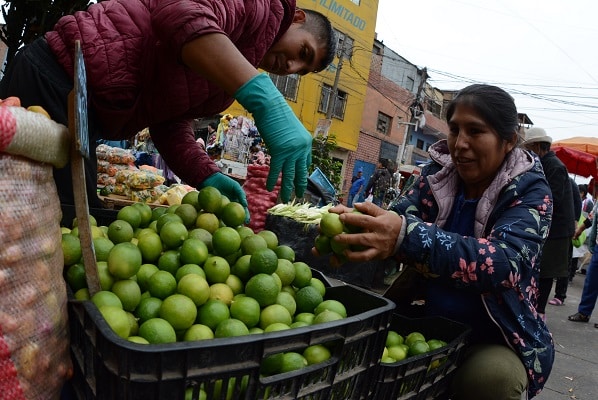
[364,158,392,207]
[347,167,365,207]
[523,128,576,315]
[569,201,598,328]
[580,184,594,217]
[556,178,582,290]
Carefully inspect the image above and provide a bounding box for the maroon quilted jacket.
[45,0,295,186]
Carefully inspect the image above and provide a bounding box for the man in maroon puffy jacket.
[0,0,336,215]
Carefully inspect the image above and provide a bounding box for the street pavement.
[535,271,597,400]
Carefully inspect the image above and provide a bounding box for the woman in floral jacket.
[322,84,554,399]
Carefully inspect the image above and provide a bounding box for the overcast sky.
[375,0,598,143]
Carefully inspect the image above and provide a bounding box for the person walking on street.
[568,202,598,328]
[364,158,392,207]
[523,128,575,317]
[571,183,592,280]
[0,0,336,214]
[551,178,582,300]
[347,167,365,207]
[580,184,594,218]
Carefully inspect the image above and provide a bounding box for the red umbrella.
[552,146,598,179]
[553,137,598,156]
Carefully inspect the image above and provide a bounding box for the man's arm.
[181,33,259,96]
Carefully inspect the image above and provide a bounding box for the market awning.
[553,136,598,157]
[552,146,597,179]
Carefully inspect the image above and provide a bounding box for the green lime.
[197,299,230,330]
[319,212,344,237]
[138,317,177,344]
[99,305,131,339]
[303,344,332,365]
[214,318,249,338]
[280,352,307,373]
[230,296,261,328]
[295,286,323,314]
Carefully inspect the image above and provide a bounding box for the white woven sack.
[0,106,70,168]
[0,110,72,399]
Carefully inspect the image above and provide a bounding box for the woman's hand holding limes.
[313,203,403,263]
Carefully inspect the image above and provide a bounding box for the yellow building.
[224,0,379,155]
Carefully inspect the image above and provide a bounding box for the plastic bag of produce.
[96,144,136,165]
[0,153,72,399]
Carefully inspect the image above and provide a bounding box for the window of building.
[350,0,360,4]
[268,73,299,101]
[416,139,425,150]
[427,100,442,118]
[319,84,347,120]
[377,112,392,135]
[334,29,354,59]
[406,77,415,92]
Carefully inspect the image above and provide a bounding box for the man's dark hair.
[538,142,551,153]
[579,184,588,195]
[302,9,336,73]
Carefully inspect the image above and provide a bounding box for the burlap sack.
[0,130,72,397]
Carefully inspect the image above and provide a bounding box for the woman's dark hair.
[208,122,217,130]
[446,84,519,142]
[302,9,336,72]
[579,184,588,195]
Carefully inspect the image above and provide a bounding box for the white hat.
[524,127,552,145]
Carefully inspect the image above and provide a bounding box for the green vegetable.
[267,201,333,224]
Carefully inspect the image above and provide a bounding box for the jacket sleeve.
[570,179,582,220]
[364,171,378,194]
[395,171,552,293]
[149,119,220,187]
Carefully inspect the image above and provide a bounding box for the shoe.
[549,298,564,306]
[595,323,598,329]
[568,312,590,322]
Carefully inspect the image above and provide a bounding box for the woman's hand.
[312,202,403,264]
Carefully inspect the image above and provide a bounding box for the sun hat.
[524,127,552,145]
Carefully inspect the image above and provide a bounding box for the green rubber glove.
[234,73,312,202]
[200,172,249,222]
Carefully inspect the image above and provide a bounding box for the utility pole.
[326,50,344,120]
[314,40,345,137]
[400,67,427,165]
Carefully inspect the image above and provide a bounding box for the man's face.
[523,142,539,154]
[259,11,328,76]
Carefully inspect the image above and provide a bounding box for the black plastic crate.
[68,284,394,400]
[367,314,471,400]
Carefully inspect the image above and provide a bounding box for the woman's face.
[447,104,515,198]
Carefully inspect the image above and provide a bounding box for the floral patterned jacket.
[389,140,554,398]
